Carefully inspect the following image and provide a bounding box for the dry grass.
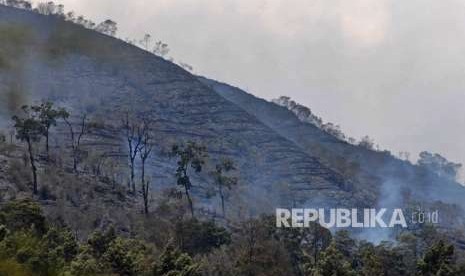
[44,20,127,64]
[0,23,34,69]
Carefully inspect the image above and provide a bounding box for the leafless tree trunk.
[122,112,143,194]
[138,120,153,215]
[181,166,195,218]
[26,136,38,194]
[9,129,14,144]
[219,184,225,217]
[44,125,50,160]
[64,114,88,173]
[140,137,152,214]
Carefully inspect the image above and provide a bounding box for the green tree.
[333,230,356,259]
[102,237,149,276]
[76,228,153,275]
[0,200,78,275]
[12,105,45,194]
[375,241,407,276]
[233,216,294,276]
[358,242,384,276]
[31,101,68,160]
[171,141,207,217]
[87,228,116,258]
[397,232,421,275]
[153,244,200,276]
[418,240,456,276]
[0,259,31,276]
[43,226,78,263]
[68,247,101,276]
[174,219,231,256]
[0,231,47,275]
[309,241,356,276]
[0,199,46,235]
[274,221,331,275]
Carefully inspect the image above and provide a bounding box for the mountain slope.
[0,5,358,216]
[1,4,464,224]
[199,77,465,212]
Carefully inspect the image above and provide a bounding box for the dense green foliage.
[0,200,195,275]
[3,195,464,275]
[153,245,200,276]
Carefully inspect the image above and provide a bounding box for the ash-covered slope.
[199,77,465,212]
[0,5,358,214]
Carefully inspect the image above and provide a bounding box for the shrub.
[153,245,200,276]
[174,219,231,256]
[0,199,46,235]
[0,259,31,276]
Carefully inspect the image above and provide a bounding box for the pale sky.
[33,0,465,181]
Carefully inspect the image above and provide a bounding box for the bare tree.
[211,159,238,217]
[418,151,462,180]
[122,112,143,193]
[140,34,152,51]
[95,19,117,36]
[358,135,375,150]
[64,114,88,173]
[152,41,170,58]
[35,1,56,15]
[138,120,153,215]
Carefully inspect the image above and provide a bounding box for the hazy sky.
[35,0,465,180]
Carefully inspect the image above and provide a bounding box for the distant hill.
[199,77,465,213]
